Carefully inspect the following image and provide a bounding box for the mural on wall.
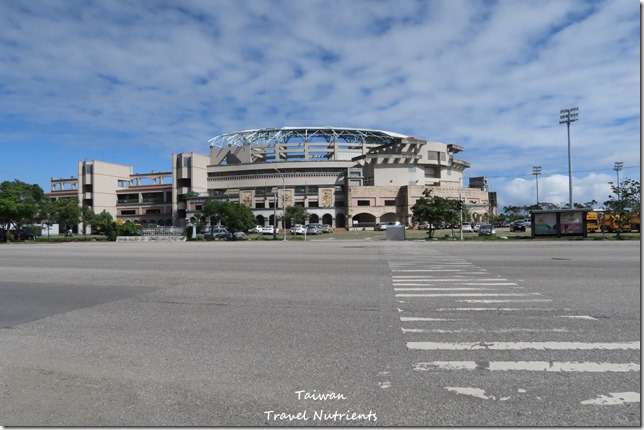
[280,189,292,207]
[321,189,333,207]
[242,191,252,208]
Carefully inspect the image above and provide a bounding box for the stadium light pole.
[532,166,542,207]
[559,107,579,208]
[274,168,287,241]
[614,161,623,200]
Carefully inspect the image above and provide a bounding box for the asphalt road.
[0,239,639,426]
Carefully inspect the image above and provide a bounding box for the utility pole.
[559,107,579,208]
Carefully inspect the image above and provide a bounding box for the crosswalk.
[386,245,640,409]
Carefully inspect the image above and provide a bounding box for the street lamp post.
[274,168,287,241]
[559,107,579,208]
[532,166,542,207]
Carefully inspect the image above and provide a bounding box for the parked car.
[290,224,306,235]
[249,225,263,233]
[478,224,496,236]
[306,225,321,235]
[509,221,526,232]
[375,222,399,231]
[205,227,232,240]
[320,224,334,233]
[473,223,481,232]
[419,222,432,230]
[260,226,278,235]
[232,231,246,240]
[461,224,473,233]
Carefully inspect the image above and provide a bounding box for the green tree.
[284,205,309,225]
[35,198,55,240]
[0,180,45,241]
[201,200,256,233]
[604,178,640,238]
[93,210,117,240]
[411,189,461,238]
[80,205,97,236]
[52,197,81,233]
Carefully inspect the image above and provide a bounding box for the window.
[182,157,191,168]
[121,210,136,215]
[357,200,371,206]
[439,152,447,162]
[83,164,93,174]
[424,167,437,178]
[145,209,161,214]
[384,200,396,206]
[428,151,437,160]
[408,166,416,173]
[255,202,265,209]
[308,201,319,208]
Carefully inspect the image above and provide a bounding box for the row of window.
[121,209,165,215]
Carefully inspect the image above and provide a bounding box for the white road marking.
[461,282,518,286]
[394,287,503,291]
[391,269,471,272]
[414,361,641,372]
[433,307,560,311]
[444,387,497,400]
[392,277,503,281]
[558,315,598,320]
[396,293,540,297]
[455,299,552,303]
[400,317,462,321]
[581,392,640,405]
[402,328,569,333]
[407,341,640,351]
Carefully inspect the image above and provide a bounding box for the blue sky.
[0,0,640,210]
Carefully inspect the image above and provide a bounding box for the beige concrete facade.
[49,127,496,232]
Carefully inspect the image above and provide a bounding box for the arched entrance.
[336,213,346,228]
[322,213,333,225]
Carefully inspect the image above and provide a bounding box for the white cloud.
[0,0,639,207]
[496,172,615,210]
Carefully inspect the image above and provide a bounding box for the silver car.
[478,224,496,236]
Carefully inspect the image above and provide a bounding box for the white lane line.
[433,307,560,311]
[558,315,598,321]
[400,317,462,321]
[391,269,471,272]
[581,392,640,405]
[396,293,540,297]
[402,328,569,333]
[414,361,641,372]
[392,278,509,282]
[461,282,518,286]
[394,287,503,291]
[407,341,640,351]
[455,299,553,303]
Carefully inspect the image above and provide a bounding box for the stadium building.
[48,126,496,232]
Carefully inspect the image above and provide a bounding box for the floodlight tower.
[559,107,579,208]
[614,161,623,199]
[532,166,542,207]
